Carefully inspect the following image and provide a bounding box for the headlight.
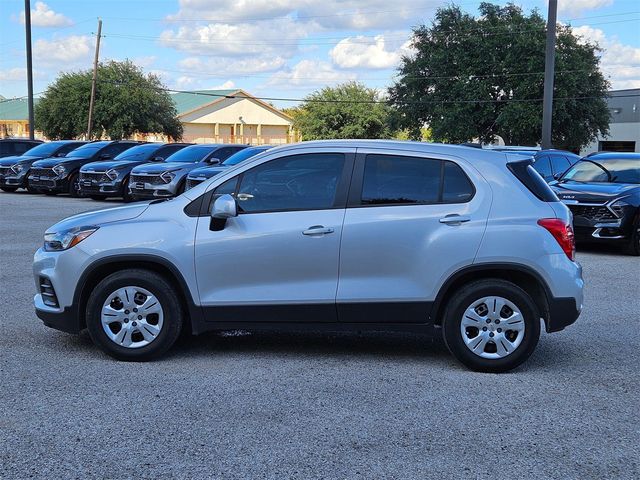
[52,164,67,176]
[610,199,630,217]
[105,169,118,181]
[44,226,99,252]
[160,171,176,184]
[11,164,24,174]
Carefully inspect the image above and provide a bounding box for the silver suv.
[33,141,583,372]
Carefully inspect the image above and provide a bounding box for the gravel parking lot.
[1,191,639,479]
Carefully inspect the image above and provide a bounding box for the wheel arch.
[73,254,204,334]
[431,263,551,330]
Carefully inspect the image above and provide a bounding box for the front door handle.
[439,214,471,225]
[302,225,335,236]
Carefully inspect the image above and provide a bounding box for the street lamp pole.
[24,0,35,140]
[541,0,558,149]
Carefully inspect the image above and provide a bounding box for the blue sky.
[1,0,638,108]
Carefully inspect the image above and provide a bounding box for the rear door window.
[549,154,571,176]
[533,155,552,180]
[360,154,473,205]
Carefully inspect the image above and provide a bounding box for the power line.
[96,79,639,106]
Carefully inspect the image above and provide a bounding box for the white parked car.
[34,141,583,372]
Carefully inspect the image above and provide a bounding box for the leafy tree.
[293,82,392,140]
[388,2,610,151]
[35,60,183,140]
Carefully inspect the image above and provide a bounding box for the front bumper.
[128,175,181,199]
[28,174,69,192]
[35,300,81,334]
[0,172,28,187]
[78,176,125,197]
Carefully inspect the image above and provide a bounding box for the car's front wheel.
[86,269,184,361]
[626,217,640,256]
[442,279,540,373]
[68,173,81,198]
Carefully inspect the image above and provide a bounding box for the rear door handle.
[439,214,471,225]
[302,225,335,236]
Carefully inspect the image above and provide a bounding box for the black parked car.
[185,145,273,190]
[492,148,581,182]
[0,140,86,192]
[0,138,43,158]
[78,142,192,201]
[551,152,640,255]
[28,140,139,197]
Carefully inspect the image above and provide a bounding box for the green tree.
[388,2,610,151]
[35,60,183,140]
[293,82,392,140]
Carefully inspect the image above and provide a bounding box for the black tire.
[176,180,186,196]
[44,191,58,196]
[90,196,104,201]
[122,177,134,203]
[26,185,41,194]
[85,269,184,361]
[626,217,640,256]
[68,173,80,197]
[442,279,541,373]
[0,187,18,192]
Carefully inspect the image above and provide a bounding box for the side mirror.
[207,157,221,165]
[210,194,237,231]
[152,156,164,162]
[100,153,112,160]
[553,172,563,180]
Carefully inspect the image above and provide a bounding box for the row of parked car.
[0,138,273,201]
[1,137,638,255]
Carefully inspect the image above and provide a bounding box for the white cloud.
[33,35,93,65]
[557,0,613,17]
[178,56,287,75]
[267,60,356,87]
[167,0,432,31]
[572,26,640,89]
[330,34,413,69]
[160,18,312,58]
[20,2,72,27]
[0,68,27,82]
[210,80,236,89]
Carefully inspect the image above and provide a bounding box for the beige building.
[167,89,298,145]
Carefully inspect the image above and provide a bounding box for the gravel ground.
[1,191,639,480]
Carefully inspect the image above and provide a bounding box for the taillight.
[537,218,575,260]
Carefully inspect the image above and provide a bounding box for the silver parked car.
[33,141,583,372]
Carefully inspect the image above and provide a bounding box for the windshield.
[65,142,109,158]
[21,142,64,157]
[223,147,271,166]
[114,144,161,160]
[165,145,215,163]
[561,158,640,184]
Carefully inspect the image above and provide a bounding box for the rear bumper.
[545,296,581,333]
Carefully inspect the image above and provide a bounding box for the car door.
[336,149,491,323]
[194,148,355,323]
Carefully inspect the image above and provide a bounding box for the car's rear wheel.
[86,269,184,361]
[0,187,17,192]
[442,279,540,373]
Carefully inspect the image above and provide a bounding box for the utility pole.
[541,0,557,149]
[86,18,102,140]
[24,0,35,140]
